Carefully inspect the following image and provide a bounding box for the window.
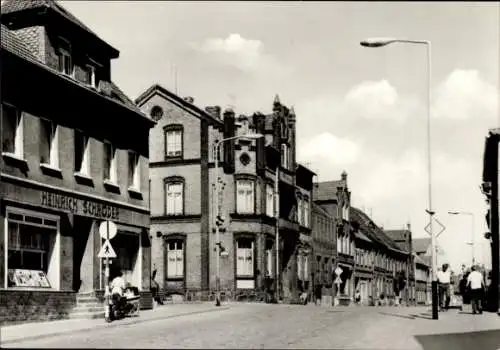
[128,151,140,190]
[236,239,254,277]
[40,119,59,168]
[84,64,96,87]
[297,196,303,225]
[1,103,23,157]
[150,106,164,121]
[166,240,184,278]
[74,130,90,175]
[303,197,310,227]
[266,184,274,217]
[165,182,183,215]
[280,144,289,168]
[236,180,254,214]
[58,48,73,76]
[165,129,182,158]
[6,210,59,289]
[103,142,117,183]
[265,245,273,277]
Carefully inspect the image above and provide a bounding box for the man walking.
[437,263,451,311]
[467,265,485,314]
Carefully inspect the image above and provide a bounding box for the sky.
[61,1,499,272]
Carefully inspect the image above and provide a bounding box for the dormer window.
[58,48,73,76]
[84,64,96,87]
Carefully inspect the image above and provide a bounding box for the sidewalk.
[349,306,500,350]
[1,302,231,345]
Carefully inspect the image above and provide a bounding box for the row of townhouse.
[311,178,432,306]
[1,0,155,324]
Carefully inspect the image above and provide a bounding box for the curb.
[1,306,231,345]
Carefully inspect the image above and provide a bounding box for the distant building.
[1,0,155,324]
[311,202,336,304]
[136,88,315,303]
[314,172,355,303]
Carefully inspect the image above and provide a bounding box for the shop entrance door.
[73,216,93,292]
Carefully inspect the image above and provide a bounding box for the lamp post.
[448,211,476,266]
[212,132,264,306]
[360,37,438,320]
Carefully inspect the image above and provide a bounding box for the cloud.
[193,33,280,73]
[343,80,420,121]
[433,69,499,121]
[297,132,360,168]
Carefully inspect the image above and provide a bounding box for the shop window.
[164,126,183,158]
[6,210,58,289]
[236,238,254,277]
[40,118,59,168]
[74,130,90,175]
[1,103,23,157]
[236,180,254,214]
[128,151,140,190]
[266,184,274,217]
[165,182,183,215]
[166,240,184,279]
[103,141,118,183]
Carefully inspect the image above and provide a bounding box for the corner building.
[0,1,155,324]
[138,88,314,302]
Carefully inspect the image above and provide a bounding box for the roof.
[385,230,408,242]
[1,0,119,57]
[414,254,430,267]
[134,84,223,126]
[1,23,143,118]
[413,238,431,254]
[354,231,372,243]
[312,202,333,218]
[313,180,345,202]
[350,207,408,254]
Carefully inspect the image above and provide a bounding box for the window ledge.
[74,172,94,186]
[40,163,63,178]
[2,152,28,169]
[104,179,121,193]
[128,187,143,200]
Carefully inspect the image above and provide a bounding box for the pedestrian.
[354,289,361,305]
[467,265,484,314]
[437,263,451,311]
[314,282,323,306]
[151,267,163,305]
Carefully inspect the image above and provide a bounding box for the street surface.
[5,304,500,349]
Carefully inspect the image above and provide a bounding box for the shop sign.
[299,233,312,243]
[40,191,119,220]
[8,269,51,288]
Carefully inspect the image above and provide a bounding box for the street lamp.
[448,211,476,266]
[359,37,439,320]
[212,132,264,306]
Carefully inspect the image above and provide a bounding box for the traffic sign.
[98,239,117,259]
[424,217,446,237]
[334,276,342,285]
[99,220,117,240]
[334,267,343,276]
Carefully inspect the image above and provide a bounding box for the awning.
[116,223,143,236]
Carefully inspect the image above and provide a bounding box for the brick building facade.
[0,1,155,324]
[137,88,314,302]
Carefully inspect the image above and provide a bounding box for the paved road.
[7,304,500,349]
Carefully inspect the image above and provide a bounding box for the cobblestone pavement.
[4,304,500,349]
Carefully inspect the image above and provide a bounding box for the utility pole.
[275,167,280,303]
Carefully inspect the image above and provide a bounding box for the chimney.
[407,222,411,231]
[183,96,194,104]
[205,106,221,119]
